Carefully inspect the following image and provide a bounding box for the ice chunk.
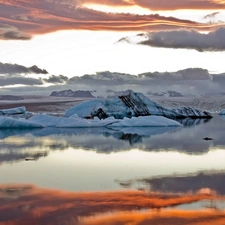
[65,90,212,119]
[0,106,26,115]
[107,116,181,127]
[28,114,65,127]
[28,114,181,128]
[0,117,44,128]
[219,109,225,115]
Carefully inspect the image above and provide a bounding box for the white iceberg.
[0,106,26,115]
[29,114,117,128]
[28,114,65,127]
[0,117,44,128]
[107,116,181,127]
[219,109,225,115]
[28,114,181,128]
[65,90,212,119]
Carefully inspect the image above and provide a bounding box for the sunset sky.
[1,0,225,95]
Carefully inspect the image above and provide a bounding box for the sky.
[1,0,225,96]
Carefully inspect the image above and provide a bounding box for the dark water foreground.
[1,114,225,224]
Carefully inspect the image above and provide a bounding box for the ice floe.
[28,114,181,128]
[0,106,26,115]
[0,117,44,128]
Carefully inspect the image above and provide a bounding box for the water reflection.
[1,184,224,225]
[0,115,224,164]
[118,170,225,196]
[176,117,211,127]
[0,116,225,189]
[1,115,225,223]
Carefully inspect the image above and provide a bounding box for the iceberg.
[28,114,181,128]
[0,106,26,115]
[28,114,65,127]
[219,109,225,115]
[2,90,212,129]
[0,117,44,128]
[64,90,212,119]
[107,116,181,127]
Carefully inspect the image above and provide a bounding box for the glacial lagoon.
[1,114,225,193]
[1,114,225,224]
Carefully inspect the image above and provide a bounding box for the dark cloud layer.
[0,62,48,75]
[65,68,225,96]
[67,68,213,87]
[1,64,225,96]
[43,75,68,84]
[119,27,225,52]
[0,77,43,86]
[0,0,218,40]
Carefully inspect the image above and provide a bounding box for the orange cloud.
[0,0,218,40]
[0,184,215,225]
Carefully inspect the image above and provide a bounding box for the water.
[1,114,225,224]
[1,114,225,193]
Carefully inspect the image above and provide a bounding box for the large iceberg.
[0,90,212,129]
[65,90,212,119]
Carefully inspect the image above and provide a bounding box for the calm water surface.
[1,114,225,193]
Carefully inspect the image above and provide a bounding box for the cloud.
[64,69,221,96]
[0,0,217,40]
[0,23,31,40]
[204,11,220,20]
[1,66,225,96]
[139,68,212,80]
[67,68,212,87]
[0,76,43,86]
[0,62,48,75]
[125,27,225,52]
[43,75,68,84]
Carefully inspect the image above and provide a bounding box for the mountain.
[50,90,95,98]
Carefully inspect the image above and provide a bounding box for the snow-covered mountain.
[50,90,95,98]
[65,90,212,119]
